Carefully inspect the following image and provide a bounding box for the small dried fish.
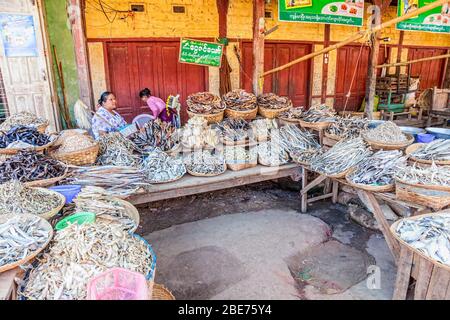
[0,215,51,268]
[278,125,320,155]
[290,148,324,165]
[310,137,371,175]
[411,139,450,161]
[140,149,186,183]
[187,92,224,114]
[223,89,257,111]
[182,116,220,148]
[257,93,292,110]
[224,146,257,164]
[395,213,450,266]
[184,150,226,175]
[396,163,450,187]
[0,112,48,131]
[325,116,369,139]
[97,133,141,167]
[216,118,252,142]
[53,134,95,154]
[130,119,179,152]
[300,104,336,123]
[364,121,407,143]
[0,181,62,216]
[279,108,304,120]
[348,150,406,186]
[257,142,289,166]
[250,118,278,140]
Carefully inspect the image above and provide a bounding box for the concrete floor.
[140,181,397,300]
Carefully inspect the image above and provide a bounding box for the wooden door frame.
[239,40,314,107]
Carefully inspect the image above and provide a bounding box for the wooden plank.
[364,191,400,262]
[332,181,339,204]
[393,246,414,300]
[300,174,327,195]
[127,164,301,205]
[426,267,450,300]
[414,257,434,300]
[0,268,20,300]
[308,193,333,203]
[301,166,308,213]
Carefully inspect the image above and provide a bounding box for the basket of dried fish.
[345,150,406,192]
[217,118,255,146]
[0,111,49,133]
[0,213,53,273]
[50,134,99,166]
[406,140,450,166]
[298,105,336,130]
[257,142,290,167]
[363,121,414,150]
[324,116,369,141]
[290,148,323,167]
[187,92,225,124]
[0,126,57,155]
[0,151,68,187]
[184,150,227,177]
[181,116,220,150]
[0,181,65,220]
[224,146,257,171]
[257,93,293,119]
[278,108,303,125]
[140,149,186,184]
[130,119,180,154]
[395,164,450,210]
[391,212,450,271]
[223,89,258,120]
[74,186,140,233]
[97,132,141,167]
[249,118,278,142]
[278,125,321,157]
[310,137,371,178]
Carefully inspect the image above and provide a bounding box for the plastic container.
[87,267,149,300]
[49,185,82,204]
[55,212,96,231]
[400,127,426,142]
[417,133,435,143]
[425,127,450,140]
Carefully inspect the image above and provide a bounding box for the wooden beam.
[261,0,448,79]
[217,0,231,96]
[376,53,450,69]
[396,31,405,76]
[321,24,331,104]
[252,0,265,95]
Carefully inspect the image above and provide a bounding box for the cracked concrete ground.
[139,180,397,300]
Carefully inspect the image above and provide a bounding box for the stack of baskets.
[187,92,225,124]
[50,131,99,166]
[222,89,258,121]
[257,93,293,119]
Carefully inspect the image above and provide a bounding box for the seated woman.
[139,88,173,123]
[92,91,127,139]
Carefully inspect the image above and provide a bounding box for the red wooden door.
[241,42,312,108]
[106,41,208,123]
[407,48,446,91]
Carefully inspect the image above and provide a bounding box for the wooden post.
[68,0,94,107]
[217,0,231,96]
[321,25,331,104]
[252,0,265,95]
[396,31,405,76]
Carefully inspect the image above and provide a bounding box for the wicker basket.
[151,284,175,300]
[406,143,450,166]
[364,134,414,151]
[148,172,185,185]
[258,156,289,167]
[258,105,291,119]
[187,110,224,125]
[0,213,53,273]
[225,107,258,120]
[0,138,57,155]
[187,163,227,177]
[395,179,450,211]
[24,165,68,188]
[50,143,99,166]
[319,166,354,179]
[33,188,66,220]
[344,175,395,193]
[278,117,301,126]
[299,120,332,131]
[96,198,140,233]
[221,137,257,147]
[227,161,257,171]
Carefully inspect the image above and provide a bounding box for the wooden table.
[127,163,302,205]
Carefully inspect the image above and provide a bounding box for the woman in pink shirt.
[139,88,173,123]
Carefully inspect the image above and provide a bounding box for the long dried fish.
[396,163,450,187]
[325,116,369,139]
[300,104,336,123]
[411,139,450,161]
[130,119,179,152]
[257,142,289,166]
[310,137,371,175]
[216,118,252,142]
[0,126,51,148]
[187,92,224,114]
[97,132,141,167]
[250,118,278,140]
[364,121,408,143]
[278,125,320,154]
[257,93,292,110]
[140,149,186,183]
[348,150,406,186]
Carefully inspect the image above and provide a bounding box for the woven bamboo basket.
[221,137,257,147]
[278,117,301,126]
[148,171,185,185]
[0,137,57,155]
[406,143,450,166]
[33,188,66,220]
[319,166,354,179]
[395,179,450,211]
[187,110,224,125]
[24,165,69,188]
[96,198,140,233]
[187,163,227,177]
[344,174,395,193]
[151,284,175,300]
[36,122,49,134]
[0,213,53,273]
[258,105,291,119]
[227,160,257,171]
[364,133,414,151]
[50,143,99,166]
[258,156,289,167]
[299,120,332,131]
[224,107,258,120]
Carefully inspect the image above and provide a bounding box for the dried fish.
[184,150,226,175]
[65,165,150,198]
[396,163,450,187]
[279,108,304,120]
[348,150,407,186]
[250,118,278,140]
[216,118,253,143]
[130,119,179,152]
[411,139,450,161]
[395,213,450,266]
[300,104,336,123]
[53,134,95,154]
[20,220,154,300]
[0,126,51,149]
[0,151,67,184]
[187,92,224,114]
[97,133,141,167]
[310,137,371,175]
[364,121,408,143]
[223,89,257,111]
[325,116,369,139]
[140,149,186,183]
[0,215,51,269]
[257,93,292,110]
[181,116,220,148]
[257,142,289,166]
[0,112,48,131]
[224,146,257,164]
[74,186,137,232]
[278,125,320,155]
[0,181,62,216]
[290,148,324,165]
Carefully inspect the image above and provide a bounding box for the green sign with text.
[179,38,224,68]
[397,0,450,34]
[278,0,365,26]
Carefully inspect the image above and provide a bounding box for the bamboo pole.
[376,53,450,69]
[261,0,449,78]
